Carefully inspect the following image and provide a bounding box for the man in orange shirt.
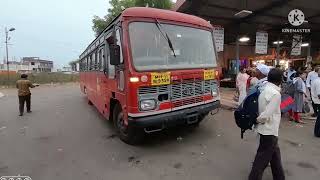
[16,74,36,116]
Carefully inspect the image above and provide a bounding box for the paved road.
[0,84,319,180]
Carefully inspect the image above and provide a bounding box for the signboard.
[255,32,268,54]
[291,35,302,56]
[213,27,224,52]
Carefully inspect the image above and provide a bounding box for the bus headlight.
[140,99,156,111]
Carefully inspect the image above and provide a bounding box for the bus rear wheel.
[113,104,144,145]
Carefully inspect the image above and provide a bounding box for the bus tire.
[113,103,144,145]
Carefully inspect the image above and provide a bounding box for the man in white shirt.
[311,68,320,117]
[249,68,285,180]
[307,66,320,116]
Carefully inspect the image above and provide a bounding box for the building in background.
[0,57,54,73]
[22,57,54,72]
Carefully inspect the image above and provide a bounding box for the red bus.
[79,7,220,144]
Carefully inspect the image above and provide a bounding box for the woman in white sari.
[236,67,249,105]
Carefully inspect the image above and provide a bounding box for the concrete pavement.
[0,84,319,180]
[220,88,238,109]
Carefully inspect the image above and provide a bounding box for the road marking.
[0,92,4,98]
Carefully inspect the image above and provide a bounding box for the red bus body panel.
[79,7,220,126]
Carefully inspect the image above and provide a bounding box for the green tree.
[92,0,173,36]
[135,0,172,9]
[92,0,135,36]
[69,59,80,71]
[92,16,109,36]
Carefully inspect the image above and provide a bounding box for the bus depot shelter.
[173,0,320,86]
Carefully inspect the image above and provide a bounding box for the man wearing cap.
[255,63,271,90]
[16,74,36,116]
[246,64,270,96]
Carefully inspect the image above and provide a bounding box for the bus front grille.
[138,79,217,107]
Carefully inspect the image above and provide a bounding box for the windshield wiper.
[155,19,176,57]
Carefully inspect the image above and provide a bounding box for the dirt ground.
[0,83,319,180]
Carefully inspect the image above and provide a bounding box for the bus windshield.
[129,22,217,71]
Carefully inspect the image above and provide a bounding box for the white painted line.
[0,92,4,98]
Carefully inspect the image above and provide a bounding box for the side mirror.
[110,44,121,66]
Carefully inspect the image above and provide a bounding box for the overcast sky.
[0,0,109,68]
[0,0,177,69]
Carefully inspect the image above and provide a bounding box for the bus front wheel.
[113,104,144,145]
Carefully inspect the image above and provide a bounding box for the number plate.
[204,70,215,80]
[151,72,171,86]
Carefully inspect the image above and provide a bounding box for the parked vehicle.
[79,7,220,144]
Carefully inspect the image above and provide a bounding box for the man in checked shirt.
[16,74,37,116]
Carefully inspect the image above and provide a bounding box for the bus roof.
[80,7,212,59]
[122,7,212,29]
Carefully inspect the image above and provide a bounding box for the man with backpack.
[249,68,285,180]
[234,64,271,139]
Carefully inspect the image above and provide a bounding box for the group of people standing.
[236,63,320,123]
[284,64,320,123]
[235,63,320,180]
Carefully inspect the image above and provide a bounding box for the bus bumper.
[128,101,220,131]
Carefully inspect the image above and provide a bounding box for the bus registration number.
[204,70,215,80]
[151,72,171,86]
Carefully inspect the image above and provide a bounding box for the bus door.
[105,27,126,116]
[96,45,108,115]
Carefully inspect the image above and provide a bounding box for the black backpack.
[234,88,260,139]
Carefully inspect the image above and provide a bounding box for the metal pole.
[276,40,280,66]
[5,28,10,87]
[236,36,240,74]
[307,40,311,68]
[307,41,311,57]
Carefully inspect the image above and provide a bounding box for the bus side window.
[107,43,115,79]
[97,50,100,71]
[116,29,123,64]
[80,59,83,71]
[89,54,93,71]
[99,48,104,71]
[92,53,95,71]
[86,57,89,71]
[95,51,98,70]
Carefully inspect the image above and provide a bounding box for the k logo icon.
[288,9,305,26]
